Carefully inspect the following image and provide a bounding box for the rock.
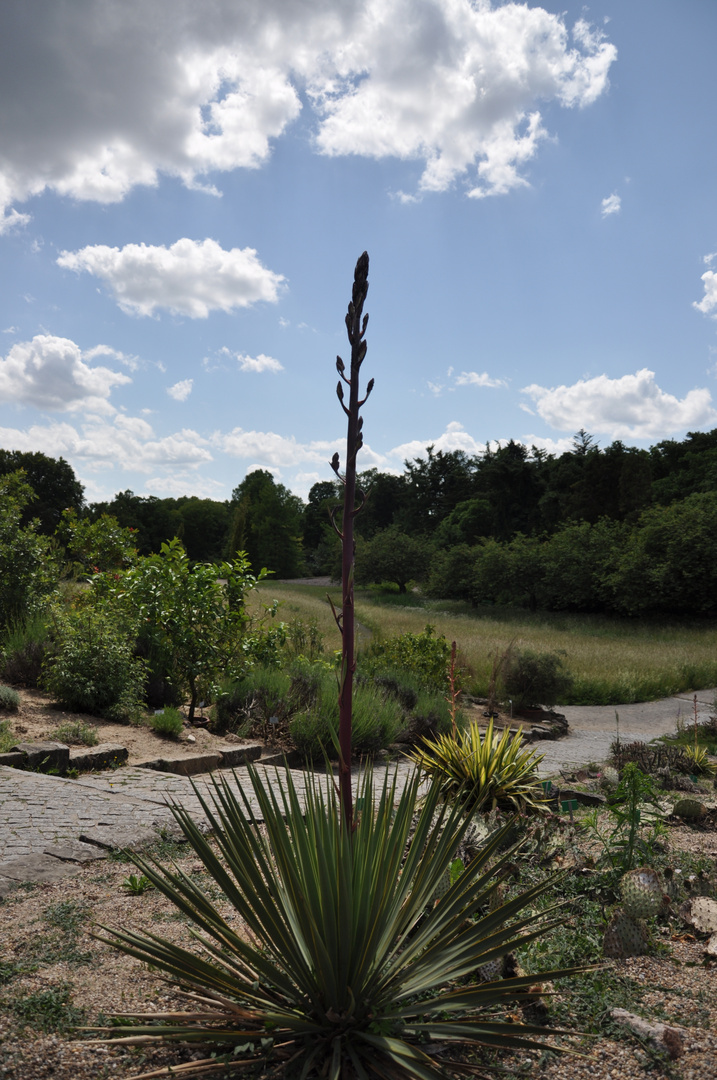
[0,853,81,884]
[259,749,304,768]
[10,741,69,773]
[43,840,108,863]
[0,752,27,768]
[219,743,263,768]
[137,753,222,776]
[68,743,129,771]
[609,1009,684,1060]
[79,825,165,852]
[705,933,717,958]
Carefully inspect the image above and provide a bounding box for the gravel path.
[535,688,716,775]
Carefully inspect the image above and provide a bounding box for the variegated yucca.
[89,763,583,1079]
[408,718,548,815]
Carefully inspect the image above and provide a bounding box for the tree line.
[2,425,717,616]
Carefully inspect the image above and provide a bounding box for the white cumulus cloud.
[601,193,621,216]
[216,347,283,373]
[455,371,508,388]
[0,334,130,414]
[522,369,717,440]
[57,238,284,318]
[0,0,615,227]
[167,378,194,401]
[694,268,717,318]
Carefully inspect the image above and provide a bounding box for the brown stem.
[333,252,371,832]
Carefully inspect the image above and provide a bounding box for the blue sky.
[1,0,716,504]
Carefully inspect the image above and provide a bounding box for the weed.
[9,983,86,1033]
[122,873,154,895]
[0,718,16,752]
[581,763,666,872]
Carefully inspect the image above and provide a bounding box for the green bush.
[0,684,20,712]
[149,707,185,738]
[53,720,99,746]
[42,607,147,722]
[1,613,51,688]
[361,625,454,692]
[500,647,573,709]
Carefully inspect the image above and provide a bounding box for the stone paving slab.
[0,764,176,861]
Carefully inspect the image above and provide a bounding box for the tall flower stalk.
[329,252,373,829]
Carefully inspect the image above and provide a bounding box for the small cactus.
[620,867,664,919]
[673,798,707,821]
[600,765,619,790]
[603,910,650,958]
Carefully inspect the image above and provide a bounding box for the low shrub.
[0,684,20,712]
[501,647,573,709]
[1,613,51,688]
[53,720,99,746]
[290,681,403,759]
[42,607,146,722]
[213,667,292,733]
[149,707,185,739]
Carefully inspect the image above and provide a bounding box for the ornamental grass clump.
[408,717,548,815]
[90,764,586,1079]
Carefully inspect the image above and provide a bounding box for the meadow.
[253,581,717,705]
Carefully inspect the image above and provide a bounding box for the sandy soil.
[1,688,261,766]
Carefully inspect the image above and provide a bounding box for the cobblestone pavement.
[0,759,418,868]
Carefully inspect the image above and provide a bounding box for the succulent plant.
[600,765,619,790]
[673,797,707,821]
[603,910,650,959]
[620,866,664,919]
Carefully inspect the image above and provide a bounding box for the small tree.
[115,539,269,720]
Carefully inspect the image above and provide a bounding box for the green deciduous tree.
[226,469,304,578]
[354,524,431,593]
[115,539,269,719]
[0,471,59,637]
[0,450,84,534]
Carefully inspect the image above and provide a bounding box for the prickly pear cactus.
[620,867,664,919]
[431,868,451,904]
[603,910,650,958]
[477,958,503,982]
[674,798,707,821]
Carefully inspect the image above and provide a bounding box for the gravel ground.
[1,810,716,1080]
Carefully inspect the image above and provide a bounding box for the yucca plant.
[90,763,585,1078]
[684,743,717,776]
[408,718,547,815]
